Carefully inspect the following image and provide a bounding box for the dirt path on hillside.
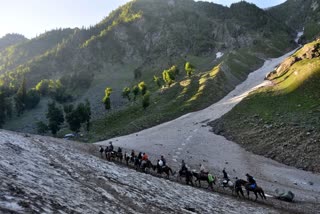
[97,48,320,208]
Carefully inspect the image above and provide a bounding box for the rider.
[246,173,257,189]
[131,149,135,157]
[117,147,122,153]
[99,146,104,157]
[222,168,229,180]
[142,153,148,161]
[179,160,188,174]
[109,142,114,152]
[138,152,142,160]
[160,155,166,167]
[200,164,208,176]
[234,177,244,197]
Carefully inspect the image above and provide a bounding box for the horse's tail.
[169,167,175,175]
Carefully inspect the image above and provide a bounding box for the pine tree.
[185,62,195,77]
[132,85,139,101]
[153,75,162,88]
[102,87,112,110]
[138,81,147,96]
[142,91,150,110]
[14,77,27,116]
[46,101,64,135]
[122,87,131,101]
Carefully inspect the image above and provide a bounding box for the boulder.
[275,188,295,202]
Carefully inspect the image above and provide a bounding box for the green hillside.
[210,39,320,172]
[0,0,296,139]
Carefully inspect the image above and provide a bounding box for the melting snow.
[0,130,278,213]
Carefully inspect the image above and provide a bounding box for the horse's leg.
[254,191,258,201]
[260,189,267,200]
[247,190,250,199]
[240,188,244,198]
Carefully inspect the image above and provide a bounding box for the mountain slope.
[0,130,280,214]
[210,39,320,172]
[269,0,320,40]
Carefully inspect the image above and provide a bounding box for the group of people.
[99,144,169,172]
[179,160,257,194]
[99,144,258,193]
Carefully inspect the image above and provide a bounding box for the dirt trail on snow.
[98,48,320,209]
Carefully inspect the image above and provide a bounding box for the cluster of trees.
[0,75,76,128]
[161,62,194,87]
[37,100,91,135]
[120,81,150,110]
[14,77,40,116]
[162,65,178,86]
[35,79,72,103]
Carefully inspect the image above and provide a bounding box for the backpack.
[208,174,215,183]
[159,160,163,167]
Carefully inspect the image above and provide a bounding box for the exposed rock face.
[266,39,320,79]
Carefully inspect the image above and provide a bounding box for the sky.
[0,0,286,39]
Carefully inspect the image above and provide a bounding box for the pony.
[155,164,174,178]
[115,151,123,162]
[192,172,215,190]
[140,160,154,173]
[238,179,266,201]
[177,169,194,186]
[221,179,235,194]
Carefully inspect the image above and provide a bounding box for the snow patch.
[216,52,224,59]
[295,29,304,44]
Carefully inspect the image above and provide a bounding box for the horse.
[177,169,194,186]
[155,165,174,178]
[106,151,116,161]
[238,179,266,201]
[140,160,154,173]
[115,152,123,162]
[221,179,235,194]
[192,172,215,190]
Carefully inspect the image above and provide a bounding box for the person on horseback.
[158,159,164,167]
[142,153,148,161]
[234,177,244,197]
[160,155,166,167]
[222,168,230,187]
[200,164,208,177]
[117,147,122,153]
[99,146,104,157]
[222,168,229,181]
[131,150,135,158]
[138,152,142,160]
[105,146,109,159]
[109,142,114,152]
[179,160,188,175]
[246,173,257,190]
